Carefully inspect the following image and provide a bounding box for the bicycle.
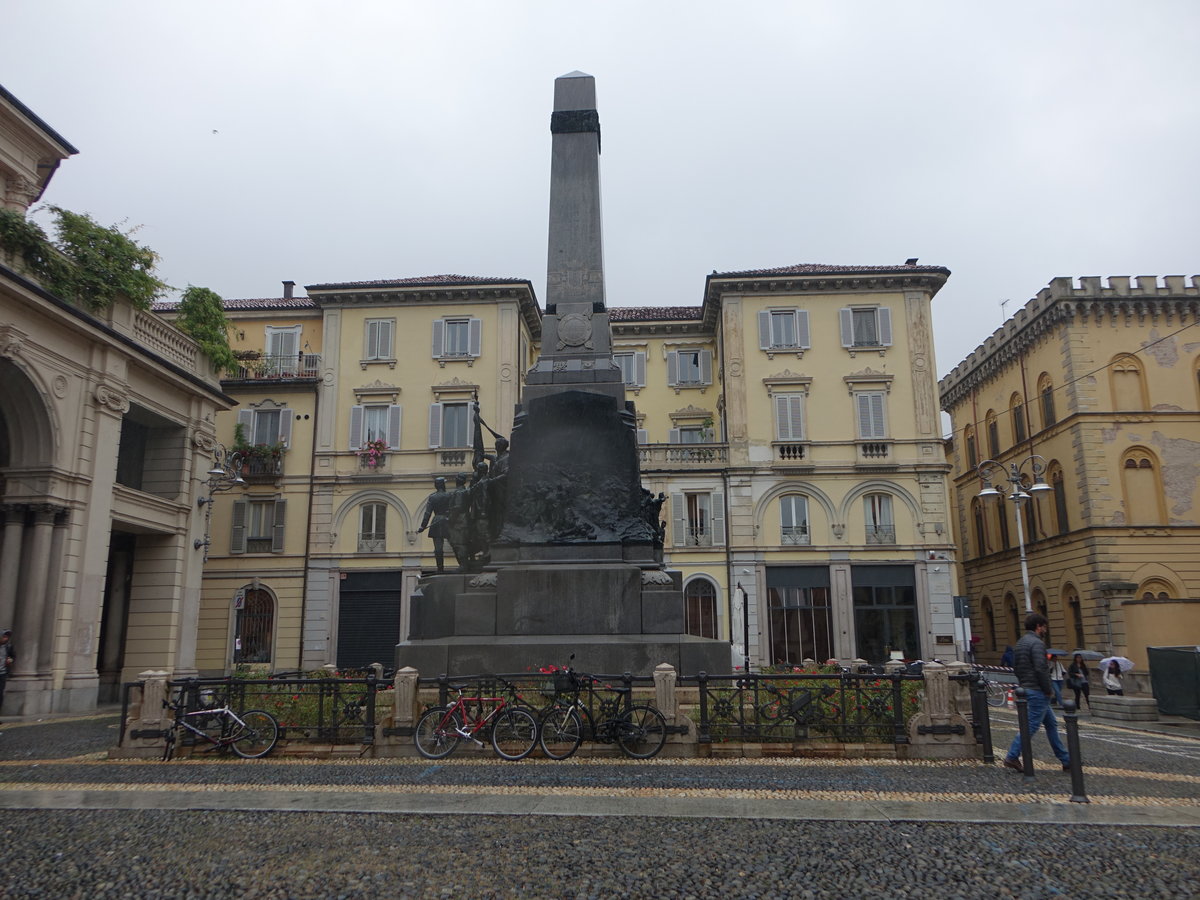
[537,659,667,760]
[162,685,279,760]
[414,677,538,761]
[976,667,1016,708]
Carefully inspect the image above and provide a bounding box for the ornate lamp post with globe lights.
[194,443,246,563]
[976,454,1053,614]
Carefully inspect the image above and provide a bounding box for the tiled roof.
[712,262,950,278]
[609,306,702,321]
[306,274,530,290]
[151,297,317,312]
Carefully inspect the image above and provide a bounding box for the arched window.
[779,494,810,545]
[1049,464,1069,535]
[1019,474,1041,541]
[1038,374,1056,429]
[971,497,988,557]
[1121,448,1165,525]
[995,496,1010,549]
[685,579,718,639]
[1138,579,1175,602]
[963,424,978,469]
[1010,393,1027,445]
[1033,589,1049,646]
[982,597,996,652]
[234,588,274,664]
[864,493,895,544]
[1110,354,1147,412]
[985,410,1000,458]
[358,502,387,553]
[1006,594,1021,643]
[1064,585,1083,649]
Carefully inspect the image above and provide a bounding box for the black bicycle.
[537,659,667,760]
[162,686,279,760]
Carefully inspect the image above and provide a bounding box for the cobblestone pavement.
[0,710,1197,898]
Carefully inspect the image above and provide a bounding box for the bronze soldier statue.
[416,476,452,572]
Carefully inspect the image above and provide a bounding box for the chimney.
[282,280,295,299]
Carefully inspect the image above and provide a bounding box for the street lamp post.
[194,443,245,563]
[976,454,1053,614]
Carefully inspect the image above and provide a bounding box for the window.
[431,317,482,359]
[358,502,386,553]
[614,351,646,387]
[996,497,1010,549]
[768,583,833,666]
[1110,355,1146,411]
[758,308,811,351]
[364,319,394,361]
[231,498,287,554]
[964,425,978,469]
[855,391,887,439]
[986,411,999,458]
[236,405,293,449]
[685,579,718,639]
[982,598,995,652]
[852,566,917,662]
[674,426,705,444]
[233,588,273,664]
[774,393,805,442]
[864,493,895,544]
[1121,449,1164,524]
[1051,467,1069,534]
[265,326,301,375]
[1011,394,1027,445]
[666,349,712,387]
[428,401,471,448]
[780,494,809,545]
[1038,374,1056,429]
[348,405,401,450]
[671,491,725,547]
[839,306,893,349]
[1065,587,1084,649]
[972,497,987,556]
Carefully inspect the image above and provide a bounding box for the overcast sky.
[6,1,1198,380]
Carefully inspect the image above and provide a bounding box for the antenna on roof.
[1000,298,1012,322]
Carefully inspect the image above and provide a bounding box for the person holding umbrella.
[1002,613,1071,773]
[1068,653,1092,711]
[1101,656,1134,695]
[1047,650,1066,707]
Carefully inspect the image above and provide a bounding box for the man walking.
[0,629,14,713]
[1003,613,1071,772]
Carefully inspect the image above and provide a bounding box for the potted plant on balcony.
[359,438,388,468]
[232,423,284,476]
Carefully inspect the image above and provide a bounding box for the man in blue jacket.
[1003,613,1071,772]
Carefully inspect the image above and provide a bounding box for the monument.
[397,73,731,676]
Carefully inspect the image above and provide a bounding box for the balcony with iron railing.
[240,452,284,483]
[227,352,322,382]
[781,526,810,546]
[865,525,897,545]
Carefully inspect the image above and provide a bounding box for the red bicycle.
[414,678,538,761]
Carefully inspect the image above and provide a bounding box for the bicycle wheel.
[538,706,584,760]
[490,707,538,761]
[414,706,462,759]
[985,680,1008,708]
[230,710,279,758]
[616,705,667,759]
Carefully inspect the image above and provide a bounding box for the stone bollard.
[394,667,420,731]
[1062,700,1089,803]
[119,670,171,755]
[906,661,976,759]
[1015,687,1035,780]
[654,663,677,722]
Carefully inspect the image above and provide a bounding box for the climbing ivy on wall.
[175,285,237,374]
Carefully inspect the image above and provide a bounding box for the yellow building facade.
[939,275,1200,669]
[193,261,959,675]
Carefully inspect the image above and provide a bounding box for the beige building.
[1,85,234,713]
[939,275,1200,669]
[195,261,959,674]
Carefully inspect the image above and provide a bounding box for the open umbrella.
[1100,656,1135,673]
[1045,648,1068,657]
[1070,649,1103,660]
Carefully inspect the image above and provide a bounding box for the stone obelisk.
[524,71,623,405]
[397,73,730,676]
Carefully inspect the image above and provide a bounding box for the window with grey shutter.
[699,349,713,385]
[711,492,725,545]
[387,405,402,449]
[230,499,247,554]
[856,391,887,439]
[671,493,686,547]
[774,393,805,441]
[271,498,287,552]
[468,318,482,357]
[428,403,443,448]
[430,320,444,358]
[876,307,892,346]
[278,408,293,448]
[666,351,679,387]
[349,405,364,449]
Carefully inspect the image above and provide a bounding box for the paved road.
[0,710,1196,898]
